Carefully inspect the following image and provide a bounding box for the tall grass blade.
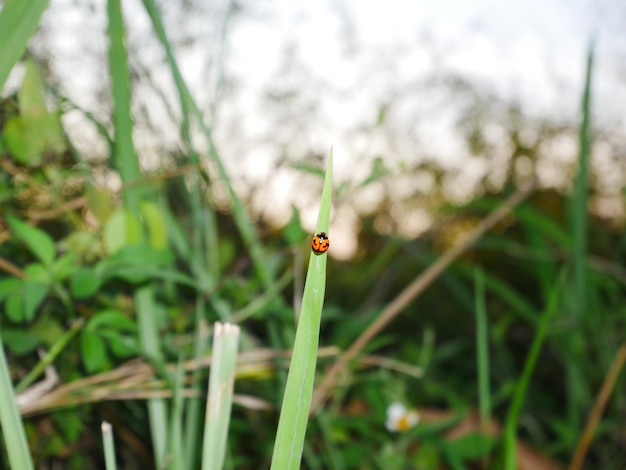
[502,270,565,470]
[571,44,593,317]
[270,152,333,470]
[185,315,211,469]
[102,422,118,470]
[0,332,34,470]
[107,0,142,207]
[106,0,168,465]
[0,0,49,92]
[201,323,241,470]
[140,0,274,289]
[566,43,594,430]
[168,356,187,470]
[474,268,491,432]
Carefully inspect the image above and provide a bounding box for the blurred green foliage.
[0,3,625,470]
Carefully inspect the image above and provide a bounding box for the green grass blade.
[201,323,241,470]
[0,331,34,470]
[0,0,49,92]
[102,422,118,470]
[168,356,187,470]
[565,44,594,432]
[571,45,593,317]
[106,1,168,465]
[15,318,83,394]
[141,0,220,293]
[474,268,491,432]
[140,0,273,290]
[184,315,211,469]
[135,286,169,464]
[107,0,142,207]
[502,269,565,469]
[270,151,333,470]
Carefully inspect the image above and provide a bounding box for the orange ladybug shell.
[311,232,330,255]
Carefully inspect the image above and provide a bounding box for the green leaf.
[107,333,138,357]
[5,292,23,322]
[87,309,136,330]
[103,208,144,254]
[1,329,41,355]
[50,253,77,283]
[80,331,107,373]
[70,267,102,298]
[444,432,496,461]
[140,201,168,249]
[19,59,49,116]
[86,310,137,357]
[4,60,66,166]
[22,282,48,321]
[0,0,49,92]
[6,215,56,266]
[0,277,21,301]
[24,262,51,283]
[95,244,189,285]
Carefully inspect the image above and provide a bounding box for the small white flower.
[385,402,420,432]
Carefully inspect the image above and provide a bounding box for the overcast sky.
[15,0,625,257]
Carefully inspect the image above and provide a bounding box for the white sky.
[11,0,624,257]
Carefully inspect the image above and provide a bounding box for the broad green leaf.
[87,309,135,330]
[97,329,138,358]
[4,60,66,165]
[86,310,138,357]
[50,253,78,282]
[70,267,102,298]
[0,278,21,301]
[103,208,144,254]
[1,329,41,354]
[107,333,138,357]
[6,215,56,266]
[5,292,23,322]
[80,331,107,373]
[22,282,48,321]
[24,262,51,283]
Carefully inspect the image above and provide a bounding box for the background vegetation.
[0,1,625,469]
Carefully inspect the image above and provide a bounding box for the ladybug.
[311,232,330,255]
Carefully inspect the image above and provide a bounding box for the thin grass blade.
[0,0,49,92]
[474,268,491,432]
[106,0,168,464]
[0,331,34,470]
[201,323,241,470]
[102,422,118,470]
[270,152,333,470]
[502,270,566,469]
